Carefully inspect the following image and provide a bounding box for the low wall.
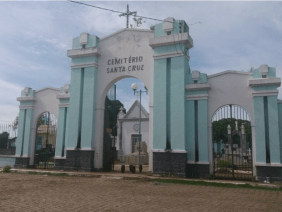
[0,148,16,155]
[0,156,16,167]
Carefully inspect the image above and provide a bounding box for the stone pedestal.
[54,159,66,170]
[14,157,30,168]
[153,152,187,177]
[256,166,282,182]
[61,150,94,171]
[186,164,210,178]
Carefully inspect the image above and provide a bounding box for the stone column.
[186,71,210,178]
[149,18,193,176]
[15,87,36,167]
[54,84,70,169]
[251,64,282,181]
[63,33,100,171]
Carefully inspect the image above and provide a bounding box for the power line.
[69,0,122,14]
[69,1,201,26]
[69,0,169,23]
[69,1,195,57]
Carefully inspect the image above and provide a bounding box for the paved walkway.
[0,168,282,212]
[6,165,281,189]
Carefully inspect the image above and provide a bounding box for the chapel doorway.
[212,105,253,180]
[103,77,150,174]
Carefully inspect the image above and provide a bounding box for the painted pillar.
[15,87,36,167]
[150,18,193,176]
[185,71,210,177]
[55,84,70,158]
[63,33,100,171]
[251,65,282,181]
[152,58,167,150]
[66,33,100,150]
[81,66,98,149]
[170,56,187,151]
[277,101,282,163]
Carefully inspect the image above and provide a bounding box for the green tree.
[212,118,251,145]
[105,96,126,136]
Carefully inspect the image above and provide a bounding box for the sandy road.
[0,173,281,212]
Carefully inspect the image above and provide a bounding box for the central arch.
[211,104,253,180]
[95,75,153,172]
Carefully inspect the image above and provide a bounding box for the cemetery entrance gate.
[212,105,253,180]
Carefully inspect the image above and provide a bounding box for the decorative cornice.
[187,160,210,165]
[153,51,190,60]
[17,96,35,102]
[149,32,193,49]
[152,149,187,153]
[186,83,211,91]
[71,62,98,69]
[65,148,95,151]
[59,103,69,108]
[249,78,281,87]
[36,87,60,93]
[117,118,149,122]
[255,162,282,167]
[208,70,252,79]
[186,94,209,100]
[252,90,278,97]
[100,28,153,42]
[56,93,70,100]
[67,47,101,58]
[54,156,66,160]
[19,105,34,110]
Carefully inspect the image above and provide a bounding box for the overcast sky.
[0,1,282,124]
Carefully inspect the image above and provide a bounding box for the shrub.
[3,165,11,173]
[217,160,231,169]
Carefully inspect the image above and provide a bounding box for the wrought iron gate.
[34,112,57,169]
[212,105,253,180]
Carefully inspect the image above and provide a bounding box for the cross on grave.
[119,4,137,28]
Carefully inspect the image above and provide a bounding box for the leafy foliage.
[212,118,251,145]
[3,165,11,173]
[217,160,231,169]
[105,96,126,136]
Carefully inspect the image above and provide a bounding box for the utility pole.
[119,4,136,28]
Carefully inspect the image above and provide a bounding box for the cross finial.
[119,4,137,28]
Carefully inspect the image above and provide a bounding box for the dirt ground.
[0,172,281,212]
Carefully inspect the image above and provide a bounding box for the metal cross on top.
[119,4,137,28]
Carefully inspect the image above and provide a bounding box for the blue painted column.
[251,65,282,182]
[267,95,280,163]
[66,33,100,150]
[55,85,70,158]
[150,18,193,175]
[253,96,266,163]
[186,100,195,161]
[66,68,84,149]
[62,33,100,171]
[81,66,98,149]
[251,66,281,164]
[278,101,282,163]
[186,72,210,163]
[198,99,209,162]
[185,71,210,177]
[153,58,167,150]
[170,56,188,151]
[15,87,36,167]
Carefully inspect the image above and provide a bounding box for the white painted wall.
[120,120,149,156]
[29,87,60,165]
[93,28,154,169]
[207,71,255,174]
